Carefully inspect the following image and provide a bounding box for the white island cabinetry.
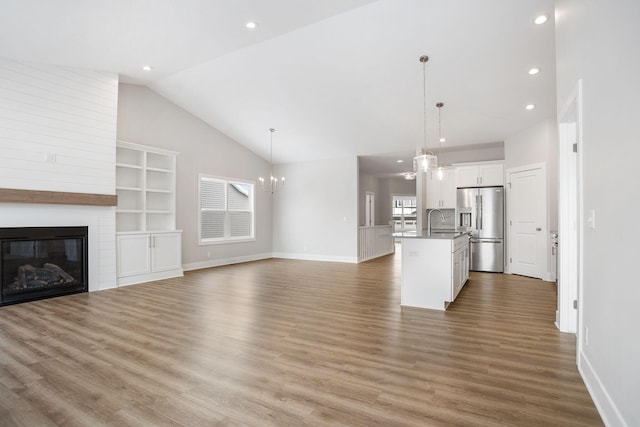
[398,233,470,310]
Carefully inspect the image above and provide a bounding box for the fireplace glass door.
[0,227,88,306]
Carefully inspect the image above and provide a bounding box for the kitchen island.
[393,231,470,311]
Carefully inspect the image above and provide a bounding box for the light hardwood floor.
[0,252,601,426]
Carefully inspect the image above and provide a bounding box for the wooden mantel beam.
[0,188,117,206]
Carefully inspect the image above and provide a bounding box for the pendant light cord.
[422,59,427,151]
[269,128,275,180]
[437,102,444,150]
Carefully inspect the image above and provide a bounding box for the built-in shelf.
[115,141,182,287]
[115,141,177,232]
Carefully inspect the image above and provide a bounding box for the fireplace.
[0,226,88,306]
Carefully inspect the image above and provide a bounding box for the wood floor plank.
[0,252,602,426]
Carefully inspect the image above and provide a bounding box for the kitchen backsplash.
[425,208,455,230]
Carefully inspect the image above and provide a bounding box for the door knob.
[536,227,542,231]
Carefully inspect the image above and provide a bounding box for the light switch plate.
[587,209,595,229]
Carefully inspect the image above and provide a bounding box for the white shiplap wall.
[0,59,118,194]
[0,59,119,291]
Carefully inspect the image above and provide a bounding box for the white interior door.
[509,166,547,279]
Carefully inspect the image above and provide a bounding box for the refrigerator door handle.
[475,195,479,230]
[478,195,483,230]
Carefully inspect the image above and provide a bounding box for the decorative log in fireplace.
[0,227,88,306]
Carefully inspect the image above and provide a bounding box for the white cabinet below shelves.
[117,234,151,278]
[151,233,182,273]
[426,168,456,209]
[116,231,183,286]
[455,163,504,188]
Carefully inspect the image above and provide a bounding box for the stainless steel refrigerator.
[457,186,504,272]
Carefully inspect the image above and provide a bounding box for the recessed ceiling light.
[534,15,548,25]
[528,67,540,75]
[525,104,535,110]
[396,159,404,163]
[439,137,446,143]
[246,21,258,29]
[142,65,153,71]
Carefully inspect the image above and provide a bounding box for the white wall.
[117,84,273,269]
[555,1,640,425]
[0,59,119,291]
[273,157,358,262]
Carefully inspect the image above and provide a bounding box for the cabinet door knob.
[536,227,542,231]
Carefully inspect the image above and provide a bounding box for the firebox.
[0,226,88,306]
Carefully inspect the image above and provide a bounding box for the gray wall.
[555,1,640,425]
[117,83,273,268]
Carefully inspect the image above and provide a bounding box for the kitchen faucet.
[427,209,445,235]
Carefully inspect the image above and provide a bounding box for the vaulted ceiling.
[0,0,556,174]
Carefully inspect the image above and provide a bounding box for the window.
[199,175,255,244]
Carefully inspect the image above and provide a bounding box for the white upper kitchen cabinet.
[455,162,504,188]
[426,168,456,209]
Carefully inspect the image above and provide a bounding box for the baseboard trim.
[272,252,358,264]
[182,253,273,271]
[358,249,395,263]
[579,351,627,427]
[117,268,184,287]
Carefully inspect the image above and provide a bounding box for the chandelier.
[413,55,437,172]
[258,128,285,193]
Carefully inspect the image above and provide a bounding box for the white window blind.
[199,175,254,243]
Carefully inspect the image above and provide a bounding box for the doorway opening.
[365,192,375,227]
[391,195,417,237]
[557,80,583,339]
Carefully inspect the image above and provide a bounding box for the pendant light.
[258,128,285,193]
[435,102,448,180]
[413,55,438,172]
